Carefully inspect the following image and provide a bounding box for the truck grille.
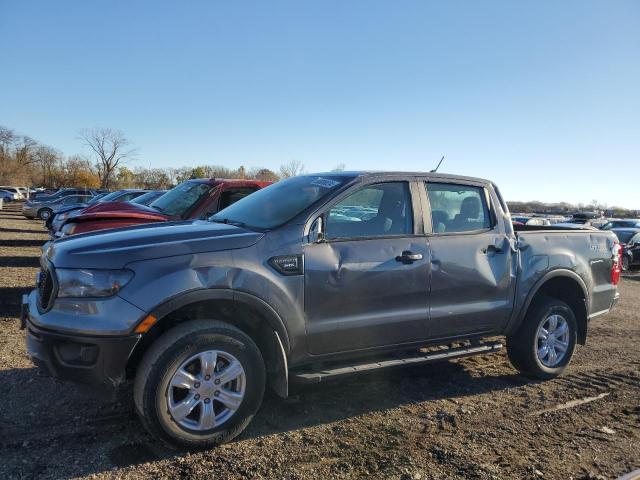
[37,268,54,310]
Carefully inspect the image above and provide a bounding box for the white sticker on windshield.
[311,178,340,188]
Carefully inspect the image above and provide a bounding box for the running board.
[291,342,503,384]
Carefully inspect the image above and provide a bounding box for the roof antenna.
[430,155,445,173]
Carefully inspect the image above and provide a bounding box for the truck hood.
[46,220,264,268]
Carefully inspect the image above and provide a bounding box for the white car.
[0,186,24,200]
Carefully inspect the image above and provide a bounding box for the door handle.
[482,245,503,254]
[396,251,423,263]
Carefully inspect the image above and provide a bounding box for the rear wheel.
[507,296,577,379]
[621,255,630,271]
[38,208,52,220]
[134,320,266,449]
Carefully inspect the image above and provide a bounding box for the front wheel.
[507,296,577,379]
[134,320,266,449]
[38,208,52,220]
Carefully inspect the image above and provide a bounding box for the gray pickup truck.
[22,171,621,448]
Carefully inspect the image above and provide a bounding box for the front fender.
[140,287,291,354]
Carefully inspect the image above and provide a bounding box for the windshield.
[150,181,214,218]
[210,175,352,229]
[131,191,163,205]
[87,194,107,204]
[603,221,638,230]
[96,191,123,202]
[613,231,636,244]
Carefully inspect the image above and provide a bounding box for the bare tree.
[279,159,306,178]
[15,136,39,166]
[78,128,137,188]
[331,163,346,172]
[33,146,61,186]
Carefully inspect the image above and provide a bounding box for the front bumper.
[21,295,140,396]
[22,205,37,218]
[21,292,143,397]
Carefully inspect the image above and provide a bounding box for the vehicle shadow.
[0,357,537,478]
[0,239,46,248]
[0,227,45,234]
[0,256,40,268]
[0,215,33,221]
[0,287,31,316]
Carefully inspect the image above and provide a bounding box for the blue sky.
[1,1,639,208]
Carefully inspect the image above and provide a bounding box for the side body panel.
[419,181,517,339]
[509,229,618,329]
[304,237,430,353]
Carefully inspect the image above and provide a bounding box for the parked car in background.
[610,228,640,271]
[57,179,271,236]
[48,190,163,234]
[45,193,110,231]
[30,188,99,202]
[31,188,60,199]
[511,215,531,224]
[22,194,94,220]
[524,217,551,226]
[22,171,621,448]
[550,222,599,230]
[0,186,25,200]
[0,189,18,202]
[129,190,167,206]
[601,219,640,230]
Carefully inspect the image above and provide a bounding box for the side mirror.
[309,217,325,243]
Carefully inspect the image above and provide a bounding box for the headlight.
[56,269,134,298]
[60,223,77,236]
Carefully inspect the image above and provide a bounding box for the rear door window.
[425,182,491,233]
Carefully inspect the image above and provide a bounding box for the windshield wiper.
[150,205,165,213]
[211,217,246,228]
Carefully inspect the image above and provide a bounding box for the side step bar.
[291,341,503,384]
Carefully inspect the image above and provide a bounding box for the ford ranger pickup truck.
[21,171,621,448]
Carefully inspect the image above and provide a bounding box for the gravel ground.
[0,201,638,480]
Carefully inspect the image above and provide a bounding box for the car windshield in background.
[87,194,107,204]
[97,191,123,202]
[210,175,353,229]
[602,221,640,230]
[613,231,636,244]
[149,181,213,218]
[131,191,163,205]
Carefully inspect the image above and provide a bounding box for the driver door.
[304,180,430,354]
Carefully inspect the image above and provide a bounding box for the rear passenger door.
[304,180,430,354]
[422,181,515,340]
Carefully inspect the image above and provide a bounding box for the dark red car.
[59,179,271,236]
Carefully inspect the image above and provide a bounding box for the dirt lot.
[0,201,638,480]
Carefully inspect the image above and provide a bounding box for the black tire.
[38,208,52,220]
[133,320,266,449]
[506,296,577,380]
[621,255,630,272]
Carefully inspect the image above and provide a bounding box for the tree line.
[0,125,316,190]
[507,200,639,218]
[3,124,635,216]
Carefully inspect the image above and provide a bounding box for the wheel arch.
[510,270,589,345]
[126,288,290,397]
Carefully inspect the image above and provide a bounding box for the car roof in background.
[611,227,640,233]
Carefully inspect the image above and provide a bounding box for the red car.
[58,179,271,236]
